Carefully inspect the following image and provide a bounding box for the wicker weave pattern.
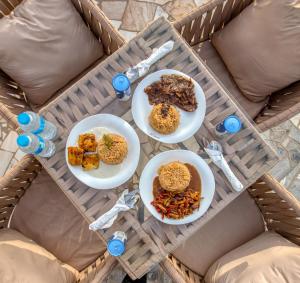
[71,0,123,55]
[173,0,253,46]
[161,173,300,283]
[161,255,203,283]
[0,154,117,282]
[0,155,41,229]
[35,17,278,279]
[0,1,124,281]
[248,174,300,245]
[0,0,125,129]
[174,0,300,131]
[257,81,300,131]
[77,252,117,283]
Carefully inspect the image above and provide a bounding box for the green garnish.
[103,134,113,149]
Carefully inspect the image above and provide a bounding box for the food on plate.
[152,163,201,219]
[144,74,197,112]
[98,134,128,165]
[68,146,84,166]
[149,103,180,134]
[82,153,100,170]
[68,131,128,170]
[78,133,97,152]
[158,161,191,192]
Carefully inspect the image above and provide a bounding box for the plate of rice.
[66,114,140,190]
[139,150,215,225]
[132,69,206,143]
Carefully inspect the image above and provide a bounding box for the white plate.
[132,69,206,143]
[66,114,140,190]
[139,150,215,225]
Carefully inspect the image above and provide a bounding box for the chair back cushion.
[0,0,103,107]
[192,41,268,119]
[205,231,300,283]
[172,190,265,275]
[0,228,78,283]
[211,0,300,102]
[10,169,106,271]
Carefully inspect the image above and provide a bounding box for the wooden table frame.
[37,17,278,279]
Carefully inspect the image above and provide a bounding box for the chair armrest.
[0,155,42,229]
[161,175,300,283]
[160,255,203,283]
[77,252,117,283]
[173,0,252,46]
[72,0,125,55]
[255,81,300,132]
[0,0,22,18]
[248,174,300,246]
[0,71,30,129]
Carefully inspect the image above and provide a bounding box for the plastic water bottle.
[107,231,127,257]
[17,111,57,140]
[17,134,56,157]
[215,115,242,136]
[112,73,131,101]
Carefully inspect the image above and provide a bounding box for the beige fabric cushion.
[211,0,300,102]
[205,231,300,283]
[172,190,265,275]
[0,0,104,107]
[0,228,78,283]
[193,41,267,119]
[10,170,106,271]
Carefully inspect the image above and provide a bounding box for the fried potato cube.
[78,133,97,152]
[68,146,84,166]
[82,154,100,170]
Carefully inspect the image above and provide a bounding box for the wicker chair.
[173,0,300,132]
[160,173,300,283]
[0,0,125,130]
[0,154,118,283]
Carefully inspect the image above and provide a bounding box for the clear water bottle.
[17,111,57,140]
[17,134,56,157]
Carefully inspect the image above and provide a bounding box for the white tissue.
[126,40,174,82]
[89,189,132,230]
[204,148,244,192]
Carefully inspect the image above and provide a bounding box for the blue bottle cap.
[17,112,30,125]
[224,115,242,134]
[112,73,130,92]
[107,239,125,257]
[17,135,30,147]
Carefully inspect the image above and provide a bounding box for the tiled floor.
[0,1,299,282]
[0,118,25,176]
[265,114,300,199]
[98,0,210,40]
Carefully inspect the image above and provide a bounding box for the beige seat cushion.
[0,0,103,107]
[205,231,300,283]
[0,228,78,283]
[10,170,106,271]
[193,41,267,119]
[172,190,265,275]
[211,0,300,102]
